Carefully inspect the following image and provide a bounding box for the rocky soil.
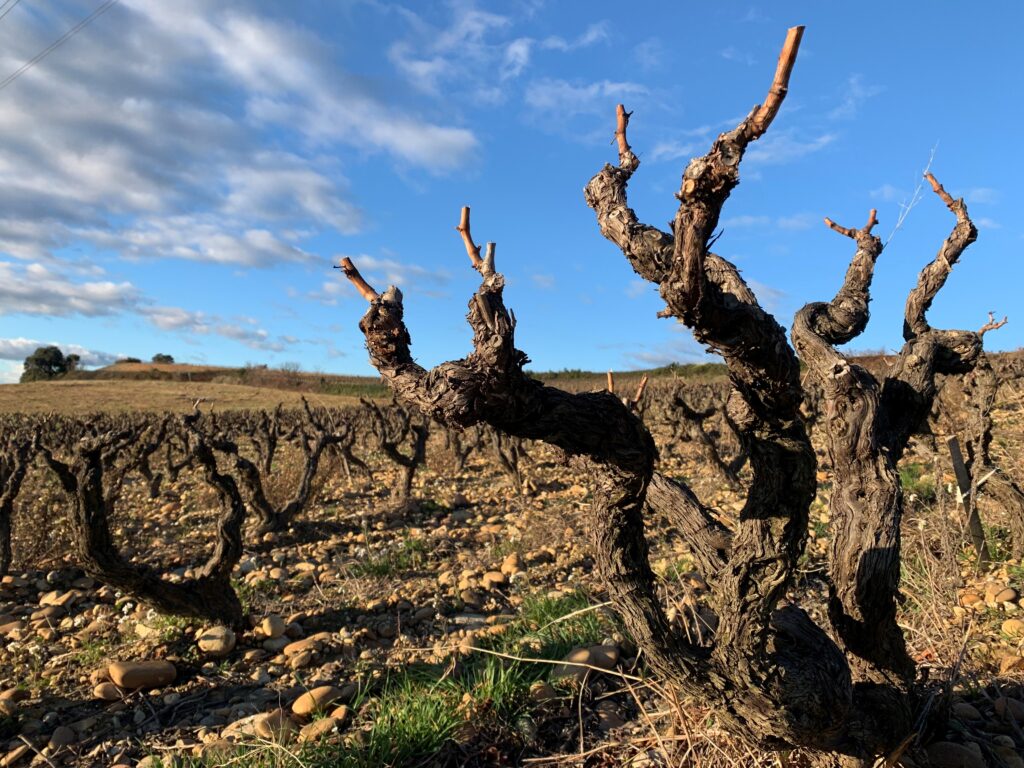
[0,411,1023,767]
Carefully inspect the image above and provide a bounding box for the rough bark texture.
[363,400,429,505]
[0,435,31,577]
[345,25,993,760]
[214,400,350,533]
[933,349,1024,557]
[39,416,246,626]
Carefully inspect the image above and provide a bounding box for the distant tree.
[152,353,175,364]
[65,354,81,372]
[20,346,69,382]
[116,357,141,364]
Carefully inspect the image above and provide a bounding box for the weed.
[900,462,937,503]
[350,535,428,578]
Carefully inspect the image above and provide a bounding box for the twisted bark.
[343,24,995,760]
[39,416,246,626]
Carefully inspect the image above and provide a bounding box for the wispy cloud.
[632,38,664,71]
[0,337,119,367]
[0,0,473,275]
[649,140,702,163]
[829,75,883,120]
[965,187,998,204]
[387,6,607,94]
[720,46,755,66]
[531,273,555,290]
[0,261,137,317]
[746,131,836,165]
[720,213,817,231]
[141,306,287,351]
[524,78,648,117]
[870,184,904,203]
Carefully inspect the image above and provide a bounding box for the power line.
[0,0,119,93]
[0,0,23,24]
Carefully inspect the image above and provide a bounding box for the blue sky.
[1,1,1021,381]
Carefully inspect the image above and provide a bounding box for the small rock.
[995,696,1024,722]
[951,701,982,721]
[198,626,236,657]
[959,592,982,607]
[292,685,345,719]
[999,654,1024,674]
[481,571,506,590]
[996,587,1020,604]
[298,717,339,743]
[529,681,557,702]
[501,553,525,576]
[93,682,121,701]
[48,725,76,749]
[108,660,177,690]
[254,708,296,742]
[925,741,985,768]
[261,614,286,640]
[1002,619,1024,637]
[550,645,619,682]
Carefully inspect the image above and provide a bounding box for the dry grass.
[102,361,237,374]
[0,379,360,414]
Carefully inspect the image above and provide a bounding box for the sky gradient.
[1,1,1021,381]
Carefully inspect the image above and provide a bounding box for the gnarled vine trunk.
[342,25,994,762]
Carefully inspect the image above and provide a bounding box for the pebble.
[995,696,1024,722]
[1002,618,1024,637]
[261,614,286,640]
[254,708,296,742]
[481,571,506,590]
[108,660,177,690]
[197,626,236,657]
[292,685,346,718]
[551,644,620,682]
[48,725,76,748]
[925,741,985,768]
[299,716,340,742]
[93,682,121,701]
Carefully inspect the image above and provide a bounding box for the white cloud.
[0,338,119,367]
[85,217,317,268]
[502,38,533,80]
[531,273,555,290]
[524,79,648,117]
[0,363,21,384]
[388,8,607,91]
[625,279,649,299]
[721,214,771,229]
[0,0,474,272]
[632,38,664,71]
[976,217,1001,230]
[0,261,138,317]
[719,214,816,231]
[829,75,883,120]
[965,187,998,204]
[776,213,817,231]
[746,131,836,165]
[354,255,451,291]
[720,47,755,66]
[649,140,702,163]
[870,184,904,202]
[746,279,786,313]
[540,22,609,52]
[621,329,715,368]
[139,306,286,351]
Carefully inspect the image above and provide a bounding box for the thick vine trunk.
[342,25,993,761]
[0,439,31,578]
[39,418,246,627]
